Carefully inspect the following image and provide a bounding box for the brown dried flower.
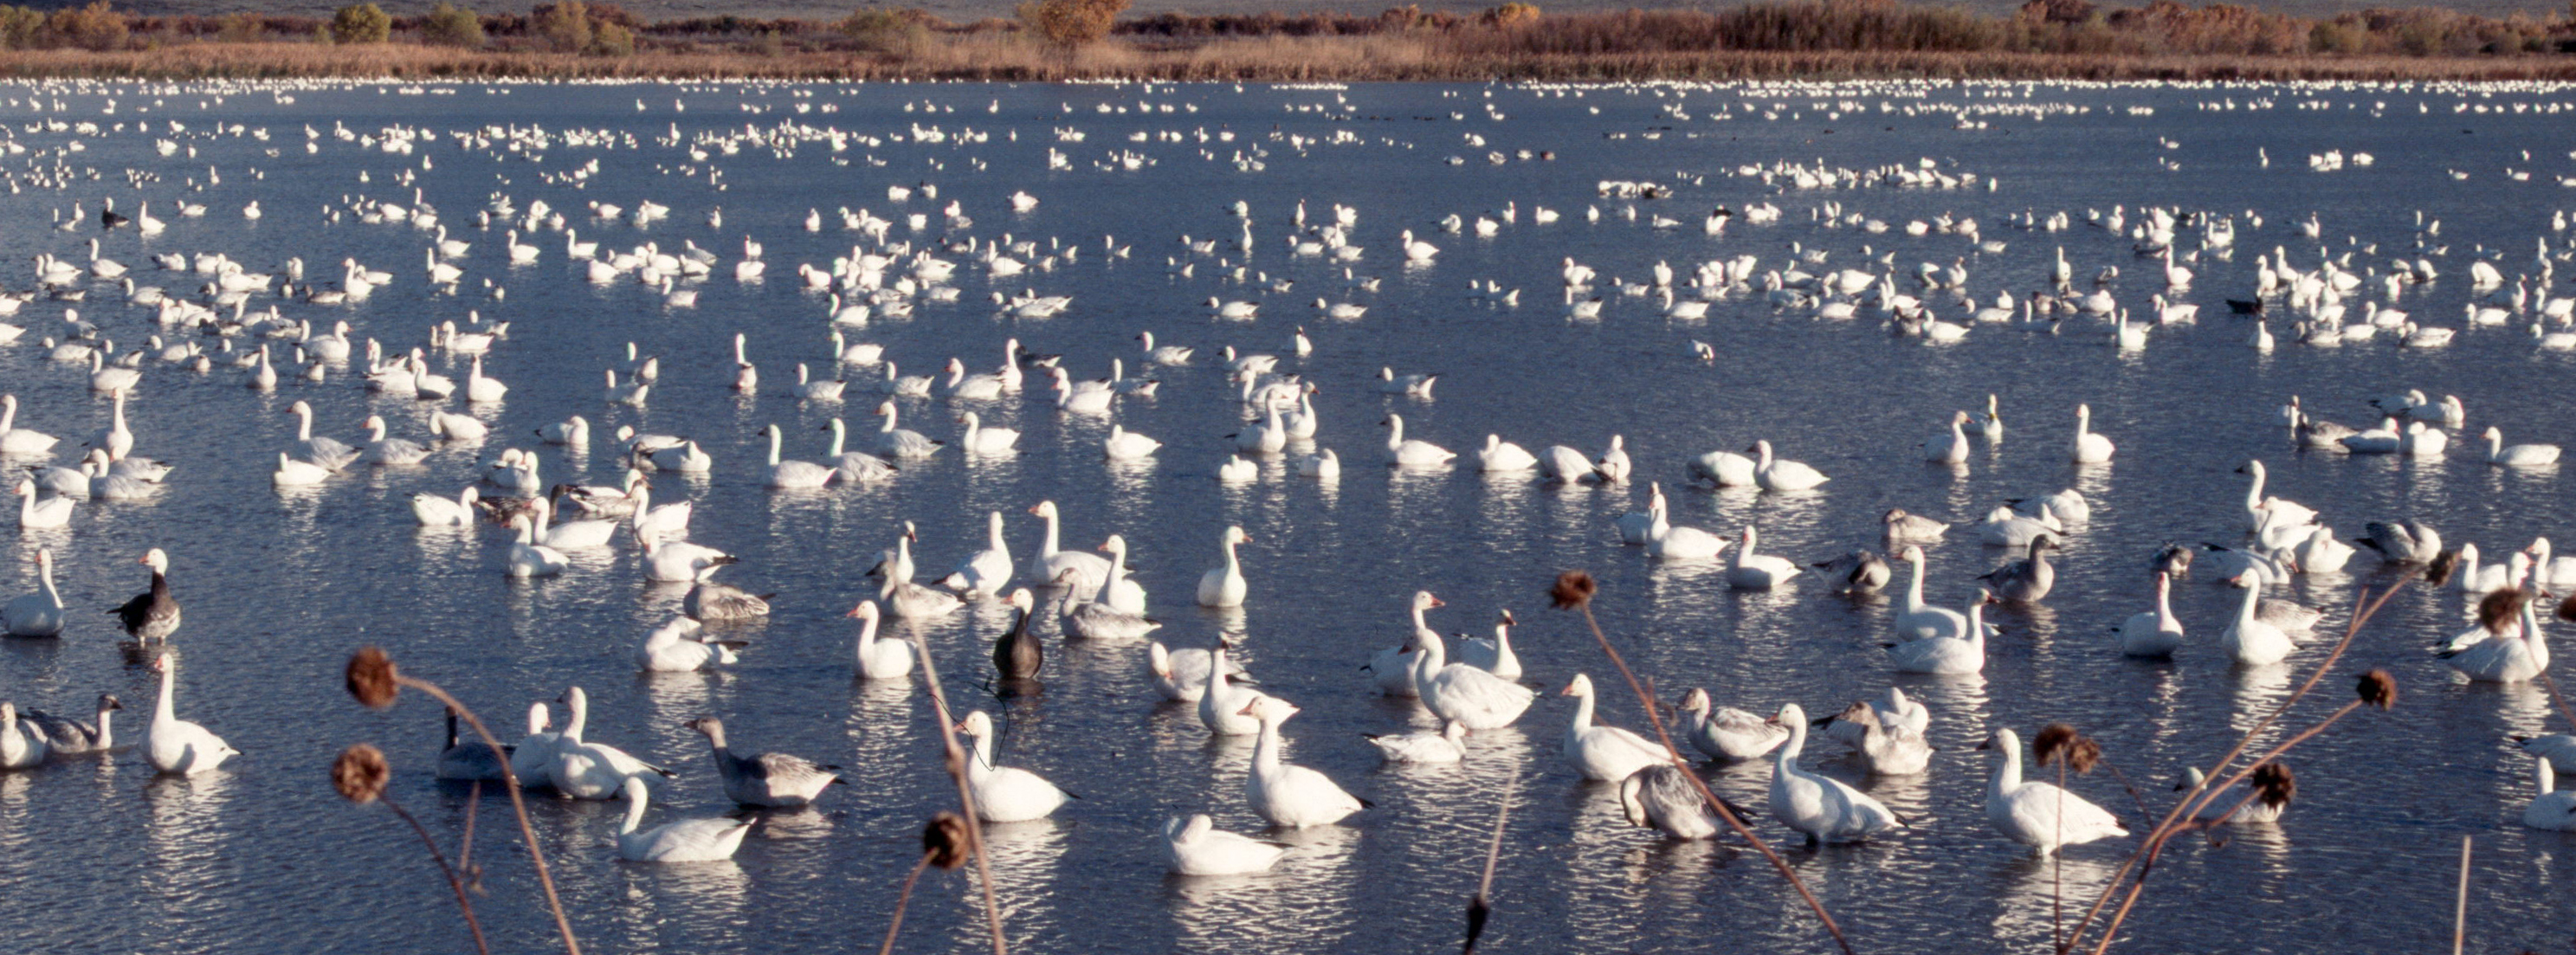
[2357,669,2398,710]
[923,812,972,870]
[1549,571,1598,610]
[345,647,400,709]
[2033,722,2101,774]
[2476,588,2528,635]
[2249,762,2296,810]
[2424,549,2460,588]
[332,744,391,803]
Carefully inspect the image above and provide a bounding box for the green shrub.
[329,3,391,43]
[422,2,484,48]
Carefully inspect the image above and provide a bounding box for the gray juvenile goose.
[24,693,119,754]
[1979,536,2056,603]
[685,716,843,807]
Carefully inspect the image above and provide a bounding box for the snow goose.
[1752,440,1829,491]
[2293,526,2355,574]
[1644,493,1727,561]
[24,693,118,755]
[2357,520,2442,565]
[1026,500,1112,599]
[1979,537,2057,602]
[87,352,139,395]
[819,419,900,482]
[1766,703,1904,843]
[1813,701,1933,775]
[956,411,1019,455]
[1296,448,1340,480]
[871,401,942,458]
[1198,646,1269,734]
[506,703,559,787]
[1195,526,1250,608]
[1459,610,1520,681]
[1620,764,1724,840]
[1410,629,1534,730]
[1538,444,1599,483]
[1,549,65,637]
[1892,546,1969,641]
[954,710,1069,822]
[614,776,752,862]
[1381,414,1455,468]
[114,549,180,641]
[868,535,963,619]
[13,480,69,528]
[1366,591,1443,696]
[687,716,842,807]
[1689,447,1758,487]
[1727,526,1801,589]
[760,423,836,489]
[2440,589,2547,683]
[1979,727,2127,854]
[1924,410,1972,463]
[1478,434,1538,472]
[1151,642,1244,703]
[1676,687,1786,760]
[2117,572,2186,657]
[287,401,358,470]
[2069,403,2115,463]
[845,601,915,680]
[991,589,1043,680]
[640,533,733,584]
[1232,402,1289,455]
[1061,567,1160,642]
[2219,571,2295,665]
[1882,508,1948,545]
[532,498,619,551]
[1138,332,1193,365]
[142,651,235,774]
[1559,673,1668,782]
[1977,505,2063,548]
[939,511,1016,596]
[1886,590,1993,674]
[635,616,745,673]
[1596,435,1632,483]
[1242,696,1366,827]
[411,486,480,526]
[2176,766,2289,824]
[1164,814,1288,875]
[1615,482,1664,545]
[1103,425,1163,460]
[0,394,58,455]
[1094,535,1147,613]
[537,414,591,448]
[505,515,568,578]
[1365,720,1469,764]
[0,702,45,769]
[549,686,676,799]
[2237,460,2315,532]
[2524,758,2576,831]
[2485,427,2563,467]
[435,708,509,782]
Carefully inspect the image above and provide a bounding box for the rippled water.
[3,78,2575,954]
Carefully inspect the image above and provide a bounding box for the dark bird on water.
[111,548,179,642]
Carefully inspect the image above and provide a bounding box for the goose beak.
[1973,739,1992,751]
[1428,596,1446,608]
[844,604,866,618]
[1500,610,1515,625]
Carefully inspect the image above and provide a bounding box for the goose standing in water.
[549,686,678,800]
[1409,628,1534,730]
[435,708,509,782]
[1620,764,1728,840]
[1458,610,1520,681]
[2117,572,2186,657]
[2069,403,2115,463]
[113,548,180,642]
[1242,695,1367,827]
[991,589,1043,680]
[953,710,1070,823]
[142,651,235,774]
[1366,591,1443,696]
[614,776,752,863]
[1979,536,2056,603]
[1766,702,1904,843]
[1027,500,1113,599]
[24,693,118,755]
[845,601,915,680]
[2,549,65,637]
[1196,526,1250,608]
[1559,673,1668,782]
[1163,814,1289,875]
[1979,727,2128,855]
[1676,687,1786,760]
[686,716,843,807]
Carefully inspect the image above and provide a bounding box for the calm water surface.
[0,78,2573,954]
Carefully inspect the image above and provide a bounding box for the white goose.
[1027,500,1113,599]
[0,703,46,770]
[1195,526,1250,608]
[1676,687,1786,760]
[1198,645,1270,734]
[1367,591,1443,696]
[1924,410,1971,463]
[1,549,66,637]
[1726,526,1800,589]
[1752,440,1829,490]
[143,651,236,775]
[1892,546,1970,641]
[548,686,676,800]
[1980,727,2128,855]
[954,710,1068,823]
[1478,434,1539,472]
[1241,696,1366,827]
[1365,721,1469,764]
[1886,590,1992,674]
[1766,702,1904,843]
[938,511,1015,596]
[1163,814,1288,875]
[1559,673,1668,782]
[1410,628,1535,731]
[635,616,744,673]
[845,601,915,680]
[762,423,836,488]
[507,702,560,787]
[2117,572,2186,657]
[2218,571,2295,666]
[614,776,752,862]
[1381,414,1455,468]
[1150,642,1245,703]
[2070,403,2116,463]
[956,411,1020,455]
[14,480,70,528]
[505,515,568,578]
[2523,758,2576,831]
[0,394,59,454]
[1459,610,1520,681]
[872,401,942,458]
[1643,491,1727,561]
[2442,590,2547,683]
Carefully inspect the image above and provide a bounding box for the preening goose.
[1620,764,1727,840]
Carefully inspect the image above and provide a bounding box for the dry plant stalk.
[881,814,975,955]
[2058,586,2402,955]
[1550,571,1856,955]
[907,631,1010,955]
[332,743,490,955]
[345,648,579,955]
[2452,836,2470,955]
[1460,771,1520,954]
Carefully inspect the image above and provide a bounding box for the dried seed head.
[923,812,972,870]
[2477,588,2528,635]
[2033,722,2101,774]
[2558,592,2576,624]
[2249,762,2296,810]
[2424,549,2460,587]
[2357,669,2398,710]
[1549,571,1598,610]
[332,744,390,803]
[345,647,400,709]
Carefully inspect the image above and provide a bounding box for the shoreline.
[4,42,2576,82]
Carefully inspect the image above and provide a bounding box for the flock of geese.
[0,82,2571,952]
